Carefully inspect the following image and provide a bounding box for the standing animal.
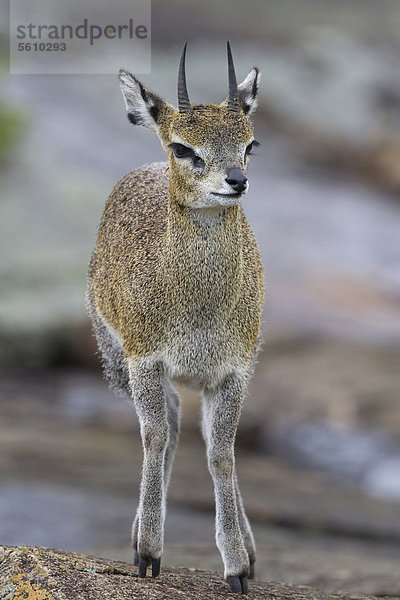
[87,42,265,594]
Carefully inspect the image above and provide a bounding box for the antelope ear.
[220,67,261,115]
[118,69,174,133]
[237,67,260,115]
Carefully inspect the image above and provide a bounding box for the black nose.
[226,168,248,193]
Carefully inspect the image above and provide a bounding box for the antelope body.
[87,43,265,594]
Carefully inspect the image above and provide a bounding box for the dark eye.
[245,140,260,156]
[169,142,193,158]
[169,142,205,169]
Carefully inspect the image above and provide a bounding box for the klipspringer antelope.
[87,42,265,594]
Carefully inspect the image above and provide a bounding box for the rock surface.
[0,545,379,600]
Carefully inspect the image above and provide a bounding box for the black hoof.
[152,557,161,577]
[249,561,255,580]
[227,576,241,593]
[137,554,161,578]
[138,555,151,577]
[133,550,139,565]
[227,575,248,594]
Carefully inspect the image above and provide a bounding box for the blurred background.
[1,0,400,595]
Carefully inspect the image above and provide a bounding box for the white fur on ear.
[118,69,162,133]
[237,68,261,115]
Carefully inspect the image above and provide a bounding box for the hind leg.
[132,378,181,566]
[163,380,181,487]
[234,472,256,578]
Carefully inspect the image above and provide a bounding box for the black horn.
[178,42,191,113]
[227,41,239,111]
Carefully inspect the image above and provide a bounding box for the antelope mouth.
[210,192,243,198]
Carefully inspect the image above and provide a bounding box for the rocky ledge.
[0,545,381,600]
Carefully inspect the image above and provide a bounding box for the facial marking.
[168,137,206,171]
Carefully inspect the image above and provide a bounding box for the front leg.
[202,374,250,594]
[128,357,169,578]
[132,380,181,566]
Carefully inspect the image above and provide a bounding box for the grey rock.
[0,545,382,600]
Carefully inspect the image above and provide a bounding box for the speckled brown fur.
[89,159,263,374]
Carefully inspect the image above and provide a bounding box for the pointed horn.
[178,42,191,113]
[227,41,239,111]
